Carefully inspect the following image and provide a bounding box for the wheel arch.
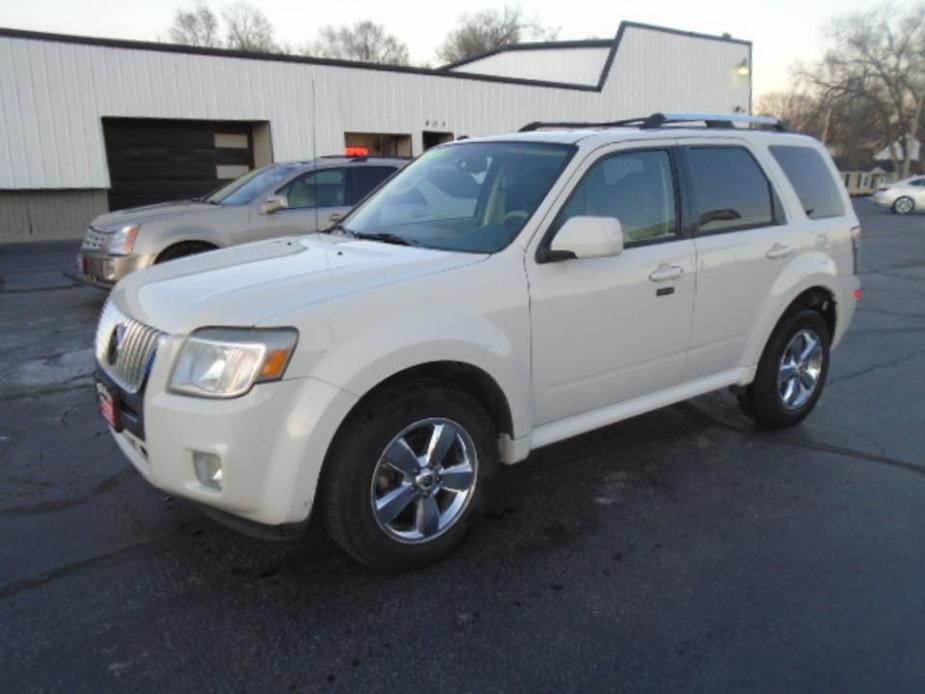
[741,254,841,379]
[154,239,221,263]
[331,360,517,455]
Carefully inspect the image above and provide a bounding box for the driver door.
[527,144,696,425]
[254,168,350,238]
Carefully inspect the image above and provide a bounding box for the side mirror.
[547,216,624,261]
[261,195,288,215]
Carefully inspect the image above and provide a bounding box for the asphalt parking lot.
[1,199,923,692]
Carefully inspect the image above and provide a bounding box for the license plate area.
[96,381,122,431]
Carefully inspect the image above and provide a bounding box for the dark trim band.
[0,20,751,94]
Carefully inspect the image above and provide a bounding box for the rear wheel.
[738,309,830,428]
[893,196,915,215]
[155,241,217,264]
[321,379,498,572]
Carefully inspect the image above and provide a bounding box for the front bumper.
[77,249,153,288]
[103,336,359,527]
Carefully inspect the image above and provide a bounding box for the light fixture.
[736,58,750,77]
[193,451,223,490]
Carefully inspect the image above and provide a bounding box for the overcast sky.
[0,0,901,98]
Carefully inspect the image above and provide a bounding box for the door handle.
[766,243,793,259]
[649,264,684,282]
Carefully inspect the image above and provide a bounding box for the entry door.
[527,146,696,425]
[256,168,351,237]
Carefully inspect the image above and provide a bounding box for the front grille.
[95,301,166,394]
[82,226,111,251]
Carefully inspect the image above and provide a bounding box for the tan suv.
[77,156,407,287]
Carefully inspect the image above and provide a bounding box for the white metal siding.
[0,25,751,190]
[450,47,610,86]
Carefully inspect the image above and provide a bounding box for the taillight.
[851,225,862,275]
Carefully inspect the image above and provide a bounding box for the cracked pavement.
[1,200,924,692]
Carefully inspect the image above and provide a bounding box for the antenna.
[311,76,319,233]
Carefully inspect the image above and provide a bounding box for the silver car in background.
[77,156,407,287]
[872,176,925,215]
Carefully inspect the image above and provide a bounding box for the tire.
[321,378,498,572]
[155,242,216,264]
[738,309,831,429]
[892,196,915,215]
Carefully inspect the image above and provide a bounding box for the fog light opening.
[193,451,223,490]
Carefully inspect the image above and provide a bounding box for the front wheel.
[893,196,915,215]
[321,379,498,571]
[738,310,831,428]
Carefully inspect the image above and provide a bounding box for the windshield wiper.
[353,232,416,246]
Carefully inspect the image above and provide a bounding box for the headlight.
[108,224,140,255]
[169,328,298,398]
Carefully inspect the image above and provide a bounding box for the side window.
[687,146,776,233]
[349,166,397,204]
[769,145,846,219]
[280,168,346,209]
[912,178,925,187]
[554,149,678,245]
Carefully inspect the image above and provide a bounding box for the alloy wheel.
[370,418,478,543]
[778,329,824,410]
[894,197,915,214]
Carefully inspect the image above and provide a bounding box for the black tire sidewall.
[156,243,214,264]
[748,310,831,428]
[321,381,498,571]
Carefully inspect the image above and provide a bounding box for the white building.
[0,21,752,243]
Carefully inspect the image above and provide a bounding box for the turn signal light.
[260,348,291,379]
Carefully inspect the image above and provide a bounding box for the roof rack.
[519,112,790,133]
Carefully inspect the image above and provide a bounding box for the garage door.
[102,118,256,211]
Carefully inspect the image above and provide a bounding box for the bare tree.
[800,4,925,178]
[168,2,221,48]
[311,21,410,65]
[756,91,819,136]
[222,2,276,52]
[437,6,559,64]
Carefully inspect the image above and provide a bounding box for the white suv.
[94,113,862,571]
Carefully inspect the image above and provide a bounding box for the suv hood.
[111,235,486,334]
[92,200,218,230]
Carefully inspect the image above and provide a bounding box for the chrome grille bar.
[94,300,166,393]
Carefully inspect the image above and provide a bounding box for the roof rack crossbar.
[519,112,790,133]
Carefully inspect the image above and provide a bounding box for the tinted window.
[280,168,346,209]
[911,178,925,187]
[770,145,845,219]
[555,150,677,244]
[687,147,775,233]
[350,166,397,204]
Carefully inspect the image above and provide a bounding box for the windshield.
[207,164,302,206]
[342,142,574,253]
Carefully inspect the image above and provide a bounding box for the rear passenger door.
[681,141,795,380]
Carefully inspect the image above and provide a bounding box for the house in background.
[829,136,921,196]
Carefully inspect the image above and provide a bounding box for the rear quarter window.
[769,145,846,220]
